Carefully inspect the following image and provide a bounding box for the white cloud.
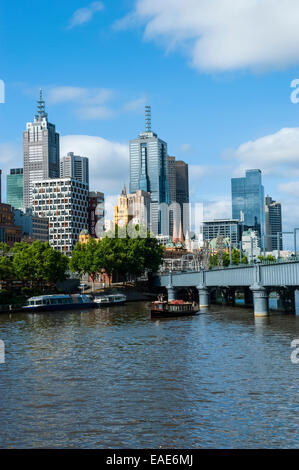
[48,87,87,104]
[202,198,231,222]
[76,106,116,120]
[179,143,191,153]
[60,135,129,194]
[68,2,104,29]
[278,181,299,197]
[47,86,115,120]
[47,86,113,105]
[46,86,148,120]
[118,0,299,72]
[230,127,299,176]
[123,96,147,112]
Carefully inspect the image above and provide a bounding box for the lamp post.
[294,228,299,260]
[229,225,232,266]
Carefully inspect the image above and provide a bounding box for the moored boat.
[94,293,127,307]
[151,299,199,318]
[23,294,96,312]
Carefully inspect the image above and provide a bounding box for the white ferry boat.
[23,294,96,312]
[94,293,127,307]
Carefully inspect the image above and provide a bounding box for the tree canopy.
[70,228,165,282]
[210,248,248,268]
[0,241,69,286]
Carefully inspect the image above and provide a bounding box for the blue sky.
[1,0,299,241]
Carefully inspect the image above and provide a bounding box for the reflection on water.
[0,302,298,449]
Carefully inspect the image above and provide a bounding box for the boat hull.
[95,300,126,308]
[22,302,97,313]
[151,309,199,318]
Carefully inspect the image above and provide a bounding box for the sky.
[1,0,299,243]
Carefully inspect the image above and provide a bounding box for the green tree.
[13,241,68,289]
[0,256,14,281]
[210,249,248,269]
[41,244,69,283]
[13,243,36,285]
[70,238,101,289]
[258,254,277,263]
[0,243,10,256]
[70,228,165,285]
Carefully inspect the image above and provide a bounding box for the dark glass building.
[265,196,283,251]
[231,169,265,240]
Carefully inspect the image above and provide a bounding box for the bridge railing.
[158,255,299,274]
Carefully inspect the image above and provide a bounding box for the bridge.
[153,260,299,316]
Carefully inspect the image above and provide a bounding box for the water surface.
[0,302,298,448]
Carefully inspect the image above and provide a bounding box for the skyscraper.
[130,106,170,234]
[23,90,60,208]
[7,169,24,210]
[265,196,283,251]
[231,169,265,240]
[167,156,177,237]
[60,152,89,185]
[167,156,190,237]
[176,160,189,234]
[89,191,105,238]
[167,156,177,203]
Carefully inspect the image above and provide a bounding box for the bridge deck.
[154,261,299,288]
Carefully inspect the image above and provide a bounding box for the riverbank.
[0,284,159,314]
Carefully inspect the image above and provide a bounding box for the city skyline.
[1,1,299,234]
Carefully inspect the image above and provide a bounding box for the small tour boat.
[23,294,96,312]
[94,293,127,307]
[151,299,199,318]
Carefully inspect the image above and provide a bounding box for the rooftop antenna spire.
[145,105,151,132]
[37,88,47,119]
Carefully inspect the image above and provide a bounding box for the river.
[0,302,298,448]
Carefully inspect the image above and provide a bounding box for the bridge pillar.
[167,285,176,302]
[244,287,253,306]
[197,285,210,310]
[250,284,269,317]
[277,288,296,314]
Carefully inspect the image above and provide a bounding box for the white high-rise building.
[32,178,89,255]
[60,152,89,185]
[23,90,60,208]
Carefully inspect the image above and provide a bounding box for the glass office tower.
[7,168,24,209]
[130,107,170,234]
[231,169,265,239]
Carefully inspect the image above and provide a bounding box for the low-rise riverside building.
[32,178,89,255]
[0,203,22,246]
[14,208,49,242]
